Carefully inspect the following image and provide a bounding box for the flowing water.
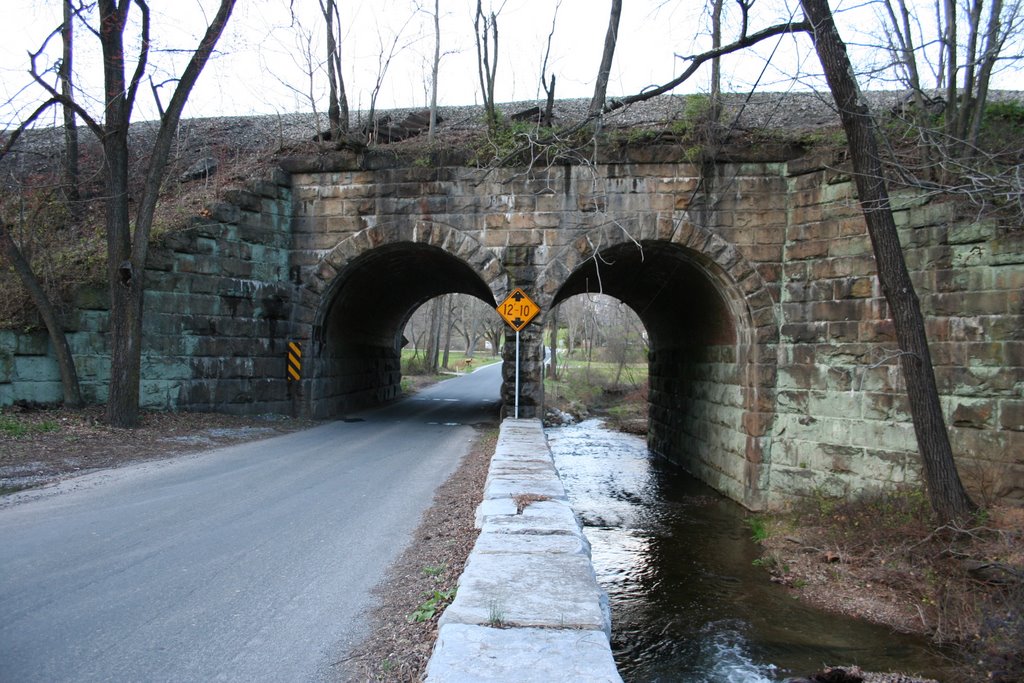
[546,419,952,683]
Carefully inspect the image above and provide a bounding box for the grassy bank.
[544,356,648,434]
[399,349,500,394]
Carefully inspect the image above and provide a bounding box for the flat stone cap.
[425,418,622,682]
[425,624,622,683]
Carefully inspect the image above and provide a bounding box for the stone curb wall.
[424,418,622,682]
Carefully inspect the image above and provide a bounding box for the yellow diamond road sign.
[497,288,540,332]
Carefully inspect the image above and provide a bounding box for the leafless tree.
[589,0,623,117]
[60,0,82,214]
[424,295,444,373]
[454,296,493,358]
[872,0,1024,198]
[0,226,83,408]
[539,0,562,127]
[364,8,418,141]
[801,0,976,523]
[0,16,94,408]
[709,0,725,123]
[20,0,237,427]
[429,0,440,138]
[474,0,505,129]
[319,0,349,138]
[600,299,646,386]
[547,305,559,379]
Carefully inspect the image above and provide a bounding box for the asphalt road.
[0,363,501,683]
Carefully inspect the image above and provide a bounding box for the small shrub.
[985,100,1024,126]
[0,415,60,438]
[408,588,456,623]
[0,416,29,437]
[682,93,711,121]
[747,516,770,542]
[422,563,446,578]
[487,598,506,628]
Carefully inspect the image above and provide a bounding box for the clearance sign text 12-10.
[496,288,540,332]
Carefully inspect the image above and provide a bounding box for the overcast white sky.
[1,0,1020,126]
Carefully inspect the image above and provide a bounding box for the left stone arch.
[300,220,509,418]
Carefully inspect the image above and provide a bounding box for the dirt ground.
[757,494,1024,683]
[0,404,314,494]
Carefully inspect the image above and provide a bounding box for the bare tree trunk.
[60,0,80,215]
[589,0,622,116]
[942,0,959,138]
[710,0,723,123]
[800,0,975,523]
[425,297,443,373]
[429,0,440,139]
[539,1,561,127]
[967,0,1005,148]
[474,0,499,129]
[442,295,456,370]
[548,306,558,380]
[487,321,503,357]
[0,224,83,407]
[98,0,140,427]
[322,0,348,137]
[465,314,480,357]
[955,0,984,141]
[97,0,236,427]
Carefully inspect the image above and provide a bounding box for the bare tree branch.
[606,20,812,113]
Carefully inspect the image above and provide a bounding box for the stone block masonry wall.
[649,346,751,504]
[141,173,297,413]
[774,155,1024,505]
[0,171,300,414]
[0,289,112,406]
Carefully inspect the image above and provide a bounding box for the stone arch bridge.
[3,144,1021,509]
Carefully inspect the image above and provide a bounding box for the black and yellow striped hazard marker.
[287,342,302,381]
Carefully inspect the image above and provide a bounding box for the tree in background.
[872,0,1024,202]
[0,213,82,407]
[428,0,440,138]
[538,0,561,127]
[0,2,105,410]
[547,305,559,380]
[59,0,81,216]
[474,0,504,129]
[319,0,349,138]
[709,0,725,124]
[419,296,444,373]
[588,0,622,118]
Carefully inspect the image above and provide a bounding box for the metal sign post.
[496,288,540,419]
[514,330,520,418]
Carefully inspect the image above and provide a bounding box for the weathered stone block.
[1000,400,1024,431]
[0,350,12,382]
[15,333,49,356]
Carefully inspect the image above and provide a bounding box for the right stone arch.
[541,222,778,510]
